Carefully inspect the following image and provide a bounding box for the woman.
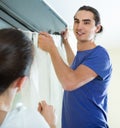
[0,28,56,128]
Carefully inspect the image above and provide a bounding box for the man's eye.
[84,21,90,24]
[74,20,79,23]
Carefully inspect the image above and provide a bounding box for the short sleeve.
[82,47,112,80]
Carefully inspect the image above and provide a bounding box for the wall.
[107,48,120,128]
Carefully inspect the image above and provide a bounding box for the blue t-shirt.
[62,46,112,128]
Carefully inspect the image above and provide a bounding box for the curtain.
[13,31,67,128]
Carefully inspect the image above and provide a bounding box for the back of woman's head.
[0,28,34,94]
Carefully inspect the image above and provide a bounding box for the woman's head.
[0,28,34,94]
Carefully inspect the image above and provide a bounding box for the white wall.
[107,48,120,128]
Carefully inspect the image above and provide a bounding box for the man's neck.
[77,41,96,51]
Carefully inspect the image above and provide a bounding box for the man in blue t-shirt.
[38,5,112,128]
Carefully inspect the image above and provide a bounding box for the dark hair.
[0,28,34,94]
[76,5,103,33]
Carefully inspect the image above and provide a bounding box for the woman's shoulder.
[1,103,50,128]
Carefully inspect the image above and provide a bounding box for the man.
[38,5,112,128]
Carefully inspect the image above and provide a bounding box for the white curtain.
[13,31,67,128]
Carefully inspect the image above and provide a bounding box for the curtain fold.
[13,31,67,128]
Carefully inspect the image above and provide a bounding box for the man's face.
[73,10,99,43]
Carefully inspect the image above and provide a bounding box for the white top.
[0,103,50,128]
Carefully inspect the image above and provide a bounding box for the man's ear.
[13,76,27,92]
[95,24,101,33]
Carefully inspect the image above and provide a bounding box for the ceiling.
[0,0,67,34]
